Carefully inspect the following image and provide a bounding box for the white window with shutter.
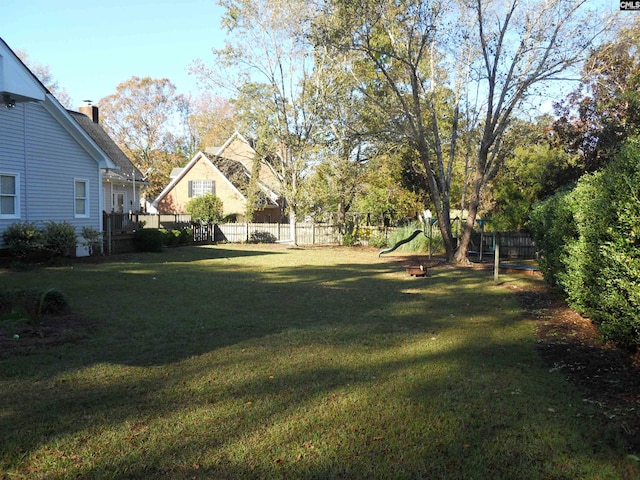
[188,180,215,198]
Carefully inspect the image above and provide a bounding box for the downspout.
[23,103,29,222]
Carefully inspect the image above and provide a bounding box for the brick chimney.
[79,100,99,124]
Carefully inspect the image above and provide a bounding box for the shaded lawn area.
[0,244,636,479]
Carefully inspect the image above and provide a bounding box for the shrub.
[529,188,576,286]
[133,229,164,252]
[368,231,389,248]
[178,228,192,245]
[160,228,180,246]
[186,193,224,225]
[530,137,640,349]
[249,230,277,244]
[0,288,70,336]
[81,226,103,256]
[43,221,77,257]
[1,222,45,260]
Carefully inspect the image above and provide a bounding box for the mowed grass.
[0,245,635,479]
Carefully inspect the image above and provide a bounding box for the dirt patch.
[509,284,640,453]
[0,313,95,360]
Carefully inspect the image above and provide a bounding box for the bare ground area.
[0,313,95,360]
[513,284,640,453]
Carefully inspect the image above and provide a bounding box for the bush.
[368,231,389,248]
[160,229,180,247]
[133,229,164,252]
[43,221,77,257]
[249,230,277,244]
[81,226,103,256]
[0,288,70,336]
[1,222,46,260]
[179,228,192,245]
[529,188,576,286]
[158,228,192,247]
[530,137,640,350]
[186,193,224,225]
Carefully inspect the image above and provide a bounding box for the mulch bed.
[0,313,95,360]
[511,284,640,453]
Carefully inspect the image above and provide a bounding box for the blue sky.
[1,0,226,108]
[1,0,627,114]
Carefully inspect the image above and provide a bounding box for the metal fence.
[478,231,537,259]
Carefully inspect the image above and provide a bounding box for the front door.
[114,193,124,213]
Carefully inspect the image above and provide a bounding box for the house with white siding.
[0,37,117,255]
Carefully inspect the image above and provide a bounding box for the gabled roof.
[0,37,117,170]
[152,149,280,208]
[215,131,254,157]
[152,151,247,208]
[69,110,145,183]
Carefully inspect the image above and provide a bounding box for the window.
[188,180,215,198]
[0,173,19,219]
[74,179,89,217]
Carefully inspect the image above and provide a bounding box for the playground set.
[378,211,539,278]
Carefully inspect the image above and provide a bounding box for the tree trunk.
[289,208,298,246]
[454,159,484,263]
[419,149,456,261]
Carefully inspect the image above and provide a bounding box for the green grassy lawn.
[0,245,635,479]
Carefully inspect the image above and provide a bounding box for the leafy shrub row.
[530,138,640,350]
[133,228,193,252]
[1,221,95,262]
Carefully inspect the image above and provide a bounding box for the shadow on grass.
[0,246,632,478]
[1,334,625,479]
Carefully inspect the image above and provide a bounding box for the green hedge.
[133,229,165,252]
[530,138,640,349]
[134,228,193,252]
[2,221,77,262]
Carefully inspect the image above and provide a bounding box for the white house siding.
[1,103,28,236]
[0,101,102,248]
[103,181,136,214]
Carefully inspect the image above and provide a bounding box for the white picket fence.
[214,222,342,244]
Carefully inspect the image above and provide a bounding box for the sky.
[1,0,227,109]
[1,0,628,114]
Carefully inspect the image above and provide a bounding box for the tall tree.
[315,0,606,261]
[99,77,186,198]
[16,50,72,108]
[485,116,578,230]
[554,17,640,174]
[193,0,323,245]
[186,93,239,151]
[304,50,371,230]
